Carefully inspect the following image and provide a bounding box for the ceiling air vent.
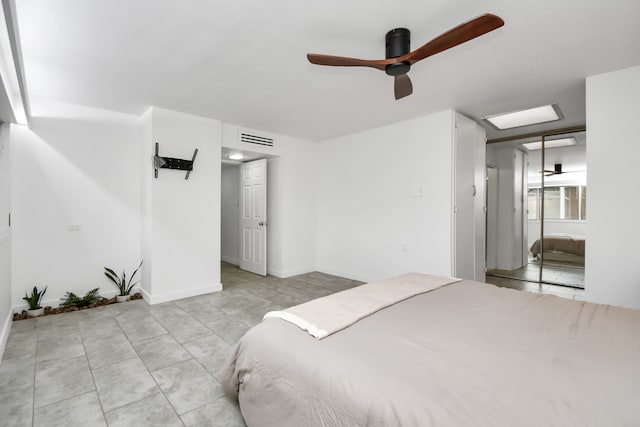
[240,132,274,147]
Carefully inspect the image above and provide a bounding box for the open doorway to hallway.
[221,148,273,278]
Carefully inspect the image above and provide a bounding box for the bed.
[220,273,640,426]
[529,233,585,264]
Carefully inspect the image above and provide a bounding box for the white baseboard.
[221,256,239,265]
[267,266,316,278]
[140,283,223,305]
[0,306,13,361]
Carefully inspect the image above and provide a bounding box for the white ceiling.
[13,0,640,141]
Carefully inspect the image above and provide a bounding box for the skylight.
[483,104,563,130]
[521,137,576,151]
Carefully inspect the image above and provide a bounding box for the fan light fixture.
[483,104,563,130]
[228,153,244,160]
[521,137,576,151]
[306,13,504,100]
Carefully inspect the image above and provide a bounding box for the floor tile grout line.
[81,307,161,423]
[78,314,110,425]
[32,389,101,422]
[148,303,217,345]
[31,315,99,424]
[122,312,188,427]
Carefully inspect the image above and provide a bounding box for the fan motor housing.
[385,28,411,76]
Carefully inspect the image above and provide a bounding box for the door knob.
[258,221,267,226]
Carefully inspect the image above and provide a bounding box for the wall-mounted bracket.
[154,143,198,180]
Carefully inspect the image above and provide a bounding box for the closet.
[485,130,586,289]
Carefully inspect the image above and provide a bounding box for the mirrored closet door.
[486,130,586,289]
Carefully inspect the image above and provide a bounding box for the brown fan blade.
[404,13,504,64]
[307,53,389,71]
[394,74,413,100]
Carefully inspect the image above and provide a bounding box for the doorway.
[221,148,271,276]
[485,130,586,289]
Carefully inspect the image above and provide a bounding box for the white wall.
[141,107,221,304]
[222,124,317,277]
[221,165,239,264]
[7,105,314,321]
[266,143,317,277]
[315,111,454,283]
[0,123,12,356]
[586,65,640,310]
[11,108,142,308]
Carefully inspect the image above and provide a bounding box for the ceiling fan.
[307,13,504,100]
[543,163,564,176]
[541,164,586,176]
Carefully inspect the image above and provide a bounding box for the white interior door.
[453,115,477,280]
[453,115,487,281]
[239,159,267,276]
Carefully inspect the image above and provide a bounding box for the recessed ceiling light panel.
[483,104,563,130]
[521,137,576,151]
[228,153,244,160]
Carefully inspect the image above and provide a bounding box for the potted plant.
[104,261,142,302]
[23,285,47,317]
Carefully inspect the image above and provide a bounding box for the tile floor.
[0,263,363,427]
[487,260,585,289]
[485,274,585,301]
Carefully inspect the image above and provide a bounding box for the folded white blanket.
[263,273,461,339]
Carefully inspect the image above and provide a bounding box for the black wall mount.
[154,142,198,180]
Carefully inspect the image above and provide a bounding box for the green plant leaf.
[124,260,143,295]
[128,261,143,287]
[105,267,125,293]
[23,285,46,309]
[104,271,117,284]
[104,268,120,282]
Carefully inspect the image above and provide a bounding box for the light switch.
[410,185,422,197]
[68,224,82,231]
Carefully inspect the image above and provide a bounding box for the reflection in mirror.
[485,130,585,290]
[536,131,586,288]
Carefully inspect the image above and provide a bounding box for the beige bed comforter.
[263,273,460,339]
[221,277,640,426]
